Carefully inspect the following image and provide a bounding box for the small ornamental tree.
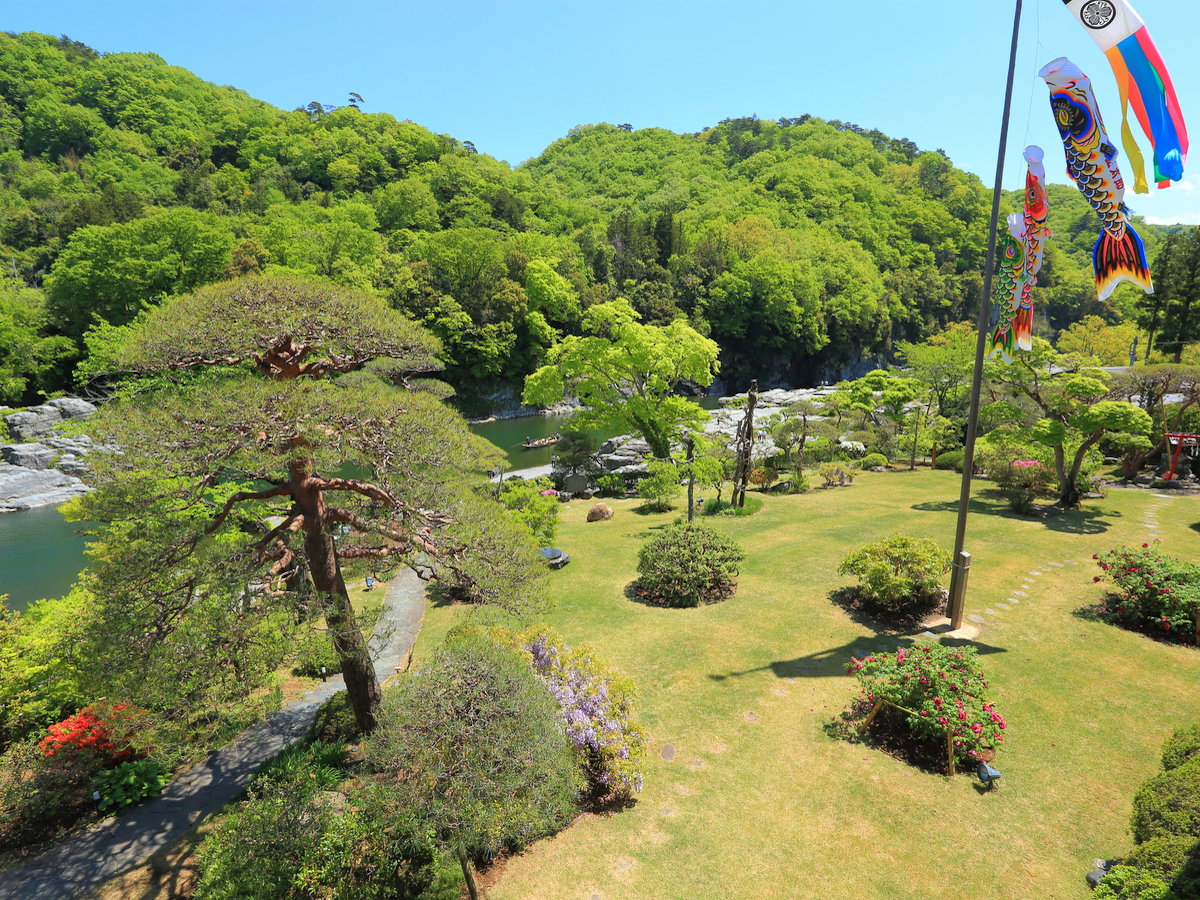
[635,522,745,608]
[838,534,951,618]
[637,459,681,512]
[514,625,646,802]
[498,477,560,544]
[1093,544,1200,644]
[992,459,1055,513]
[846,643,1007,771]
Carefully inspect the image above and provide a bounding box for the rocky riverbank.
[0,399,97,512]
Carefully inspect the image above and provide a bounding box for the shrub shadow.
[828,586,945,634]
[708,634,1007,682]
[911,494,1118,535]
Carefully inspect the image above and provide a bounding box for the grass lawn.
[418,469,1200,900]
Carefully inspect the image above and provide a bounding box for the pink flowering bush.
[515,626,646,801]
[845,643,1006,771]
[993,459,1055,513]
[1093,543,1200,645]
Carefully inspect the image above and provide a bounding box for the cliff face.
[0,400,95,512]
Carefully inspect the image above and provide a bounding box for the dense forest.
[0,31,1176,408]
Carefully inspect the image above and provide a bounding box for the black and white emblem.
[1080,0,1116,29]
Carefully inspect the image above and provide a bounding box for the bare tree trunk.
[459,848,481,900]
[292,459,381,733]
[685,435,695,523]
[732,380,758,508]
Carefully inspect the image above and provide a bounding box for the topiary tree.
[1163,723,1200,772]
[70,274,543,736]
[365,628,581,900]
[838,534,951,618]
[635,522,744,608]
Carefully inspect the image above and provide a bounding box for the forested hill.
[0,32,1163,405]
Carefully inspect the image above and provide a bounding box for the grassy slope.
[420,470,1200,900]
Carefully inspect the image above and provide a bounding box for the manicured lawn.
[418,469,1200,900]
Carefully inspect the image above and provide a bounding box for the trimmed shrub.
[1093,865,1178,900]
[933,449,965,471]
[845,643,1006,770]
[515,625,646,801]
[1125,835,1200,883]
[861,452,888,469]
[838,534,951,617]
[635,522,745,608]
[1163,723,1200,772]
[1094,544,1200,644]
[992,459,1055,513]
[1131,756,1200,844]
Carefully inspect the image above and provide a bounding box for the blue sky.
[5,0,1198,223]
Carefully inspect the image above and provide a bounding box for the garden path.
[0,570,426,900]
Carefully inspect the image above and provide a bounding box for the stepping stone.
[1153,494,1175,498]
[660,808,674,817]
[996,604,1009,610]
[689,758,705,769]
[617,858,634,869]
[967,614,986,624]
[744,711,759,723]
[675,783,692,795]
[1029,570,1044,576]
[985,608,999,615]
[773,687,789,696]
[1012,590,1027,597]
[1007,598,1020,604]
[920,630,938,638]
[1049,561,1064,568]
[1021,583,1032,589]
[660,743,676,761]
[1065,560,1078,565]
[853,648,870,658]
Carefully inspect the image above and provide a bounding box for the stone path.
[0,571,426,900]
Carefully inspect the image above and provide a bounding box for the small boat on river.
[521,433,561,449]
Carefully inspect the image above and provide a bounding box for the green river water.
[0,412,590,612]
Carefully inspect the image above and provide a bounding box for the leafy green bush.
[635,522,744,608]
[1125,835,1200,883]
[256,739,349,790]
[499,477,560,543]
[1093,865,1178,900]
[990,459,1055,513]
[596,472,625,496]
[789,473,811,493]
[861,452,888,469]
[0,736,103,850]
[195,773,332,900]
[933,449,965,471]
[1093,544,1200,644]
[92,758,169,813]
[1163,723,1200,771]
[637,459,680,511]
[845,643,1006,770]
[1132,756,1200,844]
[838,533,951,616]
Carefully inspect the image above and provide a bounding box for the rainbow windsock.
[1062,0,1188,192]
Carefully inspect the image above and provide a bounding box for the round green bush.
[837,533,951,617]
[861,453,888,469]
[1125,835,1200,883]
[636,522,745,608]
[1162,724,1200,772]
[933,449,965,471]
[1094,865,1178,900]
[1132,756,1200,844]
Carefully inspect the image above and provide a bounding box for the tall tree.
[522,299,718,459]
[1157,228,1200,363]
[73,275,541,734]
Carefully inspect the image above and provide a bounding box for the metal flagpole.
[946,0,1024,630]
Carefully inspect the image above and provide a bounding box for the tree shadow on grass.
[708,633,1007,682]
[911,493,1119,535]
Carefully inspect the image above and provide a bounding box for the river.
[0,410,633,612]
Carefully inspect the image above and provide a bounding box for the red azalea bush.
[1093,543,1200,645]
[38,701,147,765]
[844,643,1006,771]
